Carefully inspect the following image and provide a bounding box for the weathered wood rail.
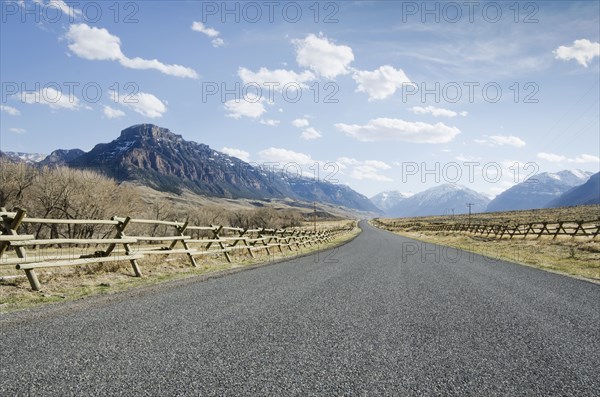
[0,208,353,291]
[373,218,600,239]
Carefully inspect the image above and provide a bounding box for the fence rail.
[373,218,600,240]
[1,208,353,291]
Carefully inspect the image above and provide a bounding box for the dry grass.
[132,183,375,220]
[378,205,600,227]
[373,206,600,282]
[0,224,359,313]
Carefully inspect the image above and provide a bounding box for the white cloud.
[224,95,266,119]
[410,106,467,118]
[221,147,250,162]
[363,160,391,170]
[290,117,320,139]
[292,118,310,128]
[118,57,199,78]
[191,21,219,37]
[258,147,313,165]
[103,105,125,119]
[238,67,315,90]
[19,87,80,110]
[537,152,566,162]
[352,65,412,101]
[336,157,392,181]
[553,39,600,67]
[489,135,526,148]
[351,165,393,182]
[114,92,167,118]
[336,157,359,170]
[568,154,600,164]
[54,0,81,18]
[259,119,280,127]
[0,105,20,116]
[211,38,224,48]
[34,0,81,19]
[294,33,354,79]
[65,23,121,60]
[537,152,599,164]
[335,118,460,144]
[8,128,26,134]
[300,127,322,140]
[65,24,198,79]
[191,21,224,47]
[475,135,526,148]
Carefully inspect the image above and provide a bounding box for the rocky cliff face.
[69,124,283,198]
[39,149,85,166]
[67,124,378,212]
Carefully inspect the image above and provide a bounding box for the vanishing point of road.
[1,221,599,396]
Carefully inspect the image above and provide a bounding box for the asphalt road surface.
[1,221,599,396]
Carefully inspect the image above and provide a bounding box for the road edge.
[368,220,600,286]
[0,225,364,325]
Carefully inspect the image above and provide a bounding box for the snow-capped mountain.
[1,151,46,164]
[546,172,600,207]
[370,191,412,213]
[486,170,593,212]
[388,184,490,217]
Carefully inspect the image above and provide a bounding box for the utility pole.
[466,203,474,225]
[313,201,317,232]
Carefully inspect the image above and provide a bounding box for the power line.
[546,79,599,147]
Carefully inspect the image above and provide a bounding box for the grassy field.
[373,205,600,282]
[378,205,600,227]
[0,221,359,313]
[132,183,377,220]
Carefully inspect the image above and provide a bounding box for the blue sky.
[1,0,599,198]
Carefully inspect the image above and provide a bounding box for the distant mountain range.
[385,184,490,217]
[0,151,47,164]
[369,191,412,213]
[486,170,593,212]
[39,149,86,167]
[3,126,598,216]
[1,124,379,214]
[368,170,598,217]
[547,172,600,207]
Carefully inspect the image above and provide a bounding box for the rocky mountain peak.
[119,124,182,143]
[61,124,379,213]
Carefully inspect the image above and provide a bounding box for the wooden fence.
[373,218,600,240]
[0,208,353,291]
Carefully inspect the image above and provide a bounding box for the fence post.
[234,228,254,258]
[1,209,40,290]
[109,216,143,277]
[171,220,197,267]
[210,225,232,263]
[592,220,600,239]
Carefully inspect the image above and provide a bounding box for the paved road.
[1,221,599,396]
